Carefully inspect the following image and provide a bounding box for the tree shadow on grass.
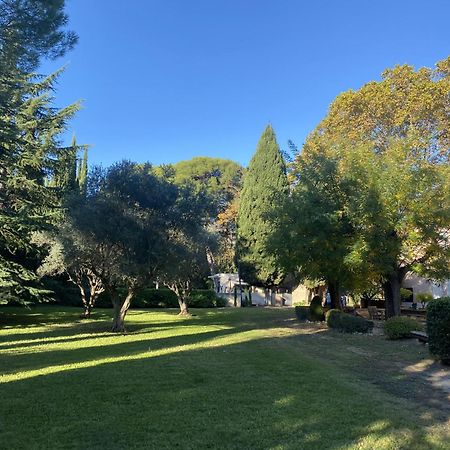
[0,306,285,346]
[1,332,449,450]
[1,309,291,377]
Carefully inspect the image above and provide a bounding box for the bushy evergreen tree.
[236,125,289,288]
[0,0,79,303]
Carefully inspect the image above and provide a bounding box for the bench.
[368,306,385,320]
[410,330,428,344]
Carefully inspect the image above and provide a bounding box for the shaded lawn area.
[0,306,449,449]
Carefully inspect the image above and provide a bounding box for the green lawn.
[0,306,449,449]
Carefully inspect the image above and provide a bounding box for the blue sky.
[42,0,450,168]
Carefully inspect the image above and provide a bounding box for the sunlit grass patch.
[0,306,449,449]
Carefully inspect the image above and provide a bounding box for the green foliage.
[271,58,450,317]
[400,289,413,301]
[76,144,89,196]
[325,309,373,333]
[309,295,324,321]
[0,68,80,304]
[160,157,243,274]
[167,157,243,215]
[325,309,342,328]
[62,161,211,324]
[0,0,77,71]
[0,1,79,305]
[237,125,289,287]
[384,316,421,340]
[427,297,450,364]
[188,290,227,308]
[295,305,310,321]
[416,293,433,306]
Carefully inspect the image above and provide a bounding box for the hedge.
[326,309,373,334]
[383,316,421,340]
[58,287,226,309]
[427,297,450,365]
[294,306,310,321]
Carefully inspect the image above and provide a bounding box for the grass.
[0,306,449,449]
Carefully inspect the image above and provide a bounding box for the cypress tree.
[54,134,78,193]
[77,146,88,196]
[236,125,289,288]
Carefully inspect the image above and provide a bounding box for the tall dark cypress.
[236,125,289,288]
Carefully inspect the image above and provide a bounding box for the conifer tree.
[54,134,78,194]
[0,1,79,303]
[0,70,80,303]
[77,145,88,196]
[236,125,289,288]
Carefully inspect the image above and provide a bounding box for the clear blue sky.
[42,0,450,168]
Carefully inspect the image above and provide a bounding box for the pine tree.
[236,125,289,288]
[0,69,80,304]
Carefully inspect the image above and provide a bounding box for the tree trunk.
[111,288,134,332]
[178,298,190,316]
[82,302,92,319]
[328,281,341,309]
[383,268,406,318]
[79,285,90,318]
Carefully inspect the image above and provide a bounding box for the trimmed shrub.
[309,295,324,321]
[384,316,421,340]
[325,309,342,328]
[325,309,373,333]
[295,306,310,321]
[427,297,450,365]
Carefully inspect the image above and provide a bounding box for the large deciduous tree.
[276,58,450,316]
[237,125,289,288]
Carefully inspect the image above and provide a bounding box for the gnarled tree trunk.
[111,287,135,332]
[167,282,191,316]
[68,269,104,319]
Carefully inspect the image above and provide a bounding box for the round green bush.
[427,297,450,365]
[384,316,421,340]
[309,295,324,321]
[295,306,310,321]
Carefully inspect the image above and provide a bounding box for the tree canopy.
[271,58,450,315]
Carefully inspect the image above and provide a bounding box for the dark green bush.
[325,309,373,333]
[325,309,341,328]
[309,295,324,321]
[43,278,82,306]
[384,316,421,340]
[87,288,225,309]
[295,306,310,321]
[188,290,225,308]
[427,297,450,365]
